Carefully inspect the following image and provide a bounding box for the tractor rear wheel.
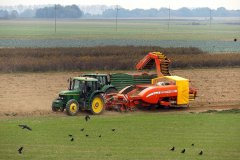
[91,94,105,115]
[66,99,79,116]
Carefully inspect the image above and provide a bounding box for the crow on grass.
[69,134,73,137]
[86,134,89,137]
[80,128,84,132]
[191,143,194,146]
[170,146,175,151]
[71,137,74,141]
[85,115,90,122]
[18,147,23,154]
[99,135,101,138]
[18,125,32,131]
[234,38,237,42]
[112,129,115,132]
[199,150,203,155]
[181,149,185,153]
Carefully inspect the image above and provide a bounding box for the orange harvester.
[105,52,197,111]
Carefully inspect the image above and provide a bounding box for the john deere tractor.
[52,75,117,116]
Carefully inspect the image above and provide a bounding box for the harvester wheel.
[91,94,105,115]
[66,99,79,116]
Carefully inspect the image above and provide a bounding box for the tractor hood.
[59,90,80,96]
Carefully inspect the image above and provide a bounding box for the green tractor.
[52,75,117,116]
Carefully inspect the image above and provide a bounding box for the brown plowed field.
[0,68,240,117]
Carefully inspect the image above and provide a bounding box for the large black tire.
[90,94,105,115]
[52,104,59,112]
[66,99,79,116]
[106,88,117,94]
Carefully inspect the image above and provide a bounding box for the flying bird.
[80,128,84,132]
[181,149,185,153]
[18,146,23,154]
[170,146,175,151]
[85,115,90,122]
[71,137,74,141]
[199,150,203,155]
[18,125,32,131]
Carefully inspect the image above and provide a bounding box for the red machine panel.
[137,85,178,104]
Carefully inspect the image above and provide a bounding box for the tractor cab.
[82,73,117,93]
[52,77,106,115]
[69,77,98,94]
[82,74,111,87]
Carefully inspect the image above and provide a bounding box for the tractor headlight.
[58,95,64,100]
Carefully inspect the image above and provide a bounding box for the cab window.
[72,80,82,90]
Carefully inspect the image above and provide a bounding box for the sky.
[0,0,240,10]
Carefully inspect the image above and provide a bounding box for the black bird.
[199,150,203,155]
[68,134,73,137]
[170,146,175,151]
[85,134,89,137]
[181,149,185,153]
[85,115,90,122]
[191,143,194,146]
[99,135,101,138]
[18,125,32,131]
[234,38,237,42]
[112,129,115,132]
[18,146,23,154]
[80,128,84,132]
[71,137,74,141]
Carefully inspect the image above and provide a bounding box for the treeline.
[101,7,240,18]
[0,4,83,19]
[0,46,239,73]
[0,9,18,19]
[35,5,83,18]
[1,5,240,19]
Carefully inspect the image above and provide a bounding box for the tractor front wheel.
[66,99,79,116]
[91,94,105,115]
[52,105,59,112]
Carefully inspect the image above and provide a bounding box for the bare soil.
[0,68,240,117]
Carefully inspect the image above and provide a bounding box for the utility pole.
[168,5,170,30]
[116,5,119,32]
[54,4,56,33]
[209,8,212,27]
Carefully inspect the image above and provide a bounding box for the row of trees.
[102,7,240,18]
[0,10,18,19]
[0,5,239,19]
[35,5,83,18]
[0,5,83,19]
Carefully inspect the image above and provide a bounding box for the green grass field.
[0,18,239,52]
[0,112,239,160]
[0,18,239,41]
